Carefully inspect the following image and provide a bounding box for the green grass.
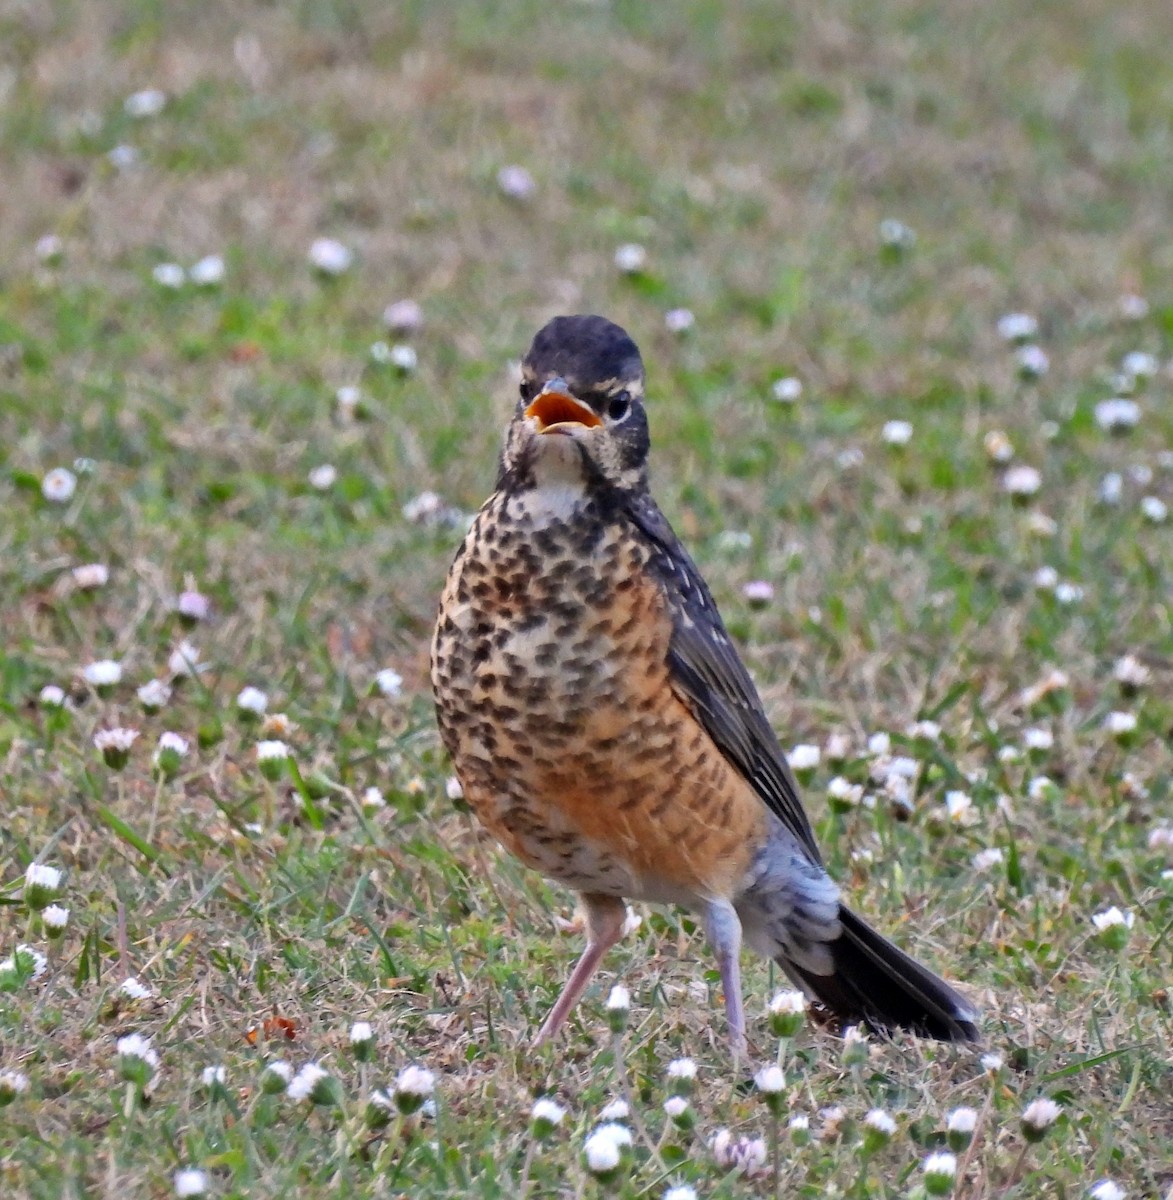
[2,1,1172,1196]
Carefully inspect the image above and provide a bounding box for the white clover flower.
[666,1057,697,1081]
[0,1070,30,1105]
[827,777,863,809]
[664,1186,697,1200]
[710,1128,768,1176]
[190,255,225,286]
[1103,711,1137,738]
[1095,477,1125,514]
[786,744,820,773]
[997,312,1038,343]
[842,1024,869,1067]
[43,467,78,503]
[614,243,647,273]
[108,144,140,170]
[1095,398,1141,432]
[1026,511,1058,537]
[1032,566,1059,591]
[375,668,404,698]
[256,740,290,762]
[152,262,186,288]
[980,1051,1004,1074]
[825,731,852,761]
[260,1059,293,1093]
[388,344,418,373]
[1091,906,1134,933]
[922,1150,957,1194]
[361,787,386,810]
[621,906,642,936]
[402,490,447,524]
[308,237,353,274]
[663,1095,689,1119]
[395,1064,435,1106]
[972,847,1005,871]
[864,1108,897,1135]
[24,862,62,898]
[236,686,268,716]
[878,218,915,250]
[174,591,211,622]
[124,88,166,117]
[1023,727,1053,751]
[1003,465,1041,497]
[531,1096,566,1130]
[1089,1181,1125,1200]
[742,579,774,605]
[496,164,536,200]
[72,563,109,589]
[42,903,70,933]
[287,1062,329,1102]
[605,984,630,1012]
[168,640,206,678]
[788,1113,810,1144]
[308,464,337,491]
[154,731,189,760]
[584,1128,624,1174]
[117,1033,160,1077]
[349,1021,374,1047]
[1140,496,1168,523]
[947,1106,977,1134]
[906,719,941,742]
[664,308,695,334]
[38,684,67,708]
[35,233,64,263]
[174,1167,209,1197]
[94,728,139,768]
[1147,826,1173,852]
[1028,775,1057,802]
[137,679,171,711]
[1122,351,1157,379]
[944,791,973,824]
[1016,344,1049,378]
[119,976,152,1000]
[599,1099,630,1121]
[335,385,362,419]
[983,429,1014,463]
[201,1065,226,1087]
[867,732,891,757]
[772,376,802,402]
[1021,1097,1061,1140]
[819,1104,848,1139]
[881,419,913,446]
[754,1064,785,1094]
[1113,655,1150,691]
[2,945,47,984]
[383,299,423,333]
[1054,581,1083,605]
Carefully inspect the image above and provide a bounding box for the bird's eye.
[519,380,537,402]
[607,390,631,421]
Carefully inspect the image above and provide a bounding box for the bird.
[430,314,980,1057]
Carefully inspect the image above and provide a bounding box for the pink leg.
[534,894,627,1045]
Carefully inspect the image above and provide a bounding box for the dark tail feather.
[783,906,980,1043]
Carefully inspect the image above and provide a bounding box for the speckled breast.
[431,488,764,904]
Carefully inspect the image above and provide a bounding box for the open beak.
[524,378,602,434]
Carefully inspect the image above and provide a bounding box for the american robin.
[430,314,979,1056]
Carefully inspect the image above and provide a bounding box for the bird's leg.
[533,893,627,1045]
[703,898,747,1063]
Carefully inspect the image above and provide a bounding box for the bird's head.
[501,315,650,493]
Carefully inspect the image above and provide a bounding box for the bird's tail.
[781,906,980,1043]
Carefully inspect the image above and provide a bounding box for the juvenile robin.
[431,314,979,1056]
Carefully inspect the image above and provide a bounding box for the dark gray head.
[502,315,650,492]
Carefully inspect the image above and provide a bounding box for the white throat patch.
[508,435,590,528]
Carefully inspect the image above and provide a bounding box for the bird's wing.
[624,492,823,863]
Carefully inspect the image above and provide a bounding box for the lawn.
[1,1,1171,1196]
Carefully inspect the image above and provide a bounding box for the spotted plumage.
[431,314,979,1055]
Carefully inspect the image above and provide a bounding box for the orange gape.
[432,314,980,1059]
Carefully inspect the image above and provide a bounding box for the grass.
[1,0,1172,1195]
